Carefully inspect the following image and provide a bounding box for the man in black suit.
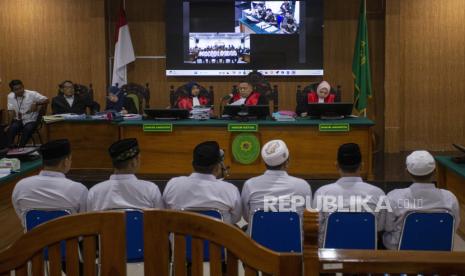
[51,80,94,114]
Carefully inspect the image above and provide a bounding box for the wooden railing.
[0,212,126,276]
[302,209,465,276]
[143,209,302,276]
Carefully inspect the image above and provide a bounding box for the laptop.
[223,105,270,120]
[307,103,353,119]
[144,108,190,120]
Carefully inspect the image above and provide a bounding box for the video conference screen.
[166,0,324,77]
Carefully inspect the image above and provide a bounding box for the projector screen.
[166,0,324,77]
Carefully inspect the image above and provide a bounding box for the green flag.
[352,0,372,114]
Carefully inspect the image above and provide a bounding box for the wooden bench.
[143,209,302,276]
[0,212,126,276]
[302,210,465,276]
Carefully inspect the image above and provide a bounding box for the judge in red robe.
[307,81,335,103]
[176,82,211,110]
[229,82,267,106]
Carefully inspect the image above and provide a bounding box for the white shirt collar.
[409,182,436,189]
[109,174,137,181]
[264,170,288,176]
[190,172,217,181]
[39,170,66,178]
[336,176,363,187]
[192,96,200,107]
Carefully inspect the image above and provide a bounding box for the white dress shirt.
[192,96,200,107]
[230,98,246,106]
[7,90,48,124]
[383,183,460,250]
[312,177,386,246]
[65,95,75,107]
[12,170,88,227]
[87,174,163,211]
[241,170,312,222]
[163,173,242,224]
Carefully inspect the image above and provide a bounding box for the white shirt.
[241,170,312,222]
[383,183,460,250]
[87,174,163,211]
[318,97,325,103]
[7,90,48,124]
[192,96,200,107]
[65,95,74,107]
[312,177,386,246]
[12,170,88,227]
[163,173,242,224]
[230,98,246,106]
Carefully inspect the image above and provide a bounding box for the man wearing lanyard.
[5,79,48,147]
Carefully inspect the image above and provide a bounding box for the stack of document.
[272,111,297,122]
[123,114,142,120]
[61,114,87,120]
[42,115,65,123]
[190,107,212,120]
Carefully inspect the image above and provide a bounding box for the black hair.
[338,162,361,173]
[193,163,217,174]
[112,156,137,170]
[43,155,69,167]
[9,80,23,90]
[59,80,74,88]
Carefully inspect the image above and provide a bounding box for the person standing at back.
[87,138,163,211]
[12,139,88,227]
[163,141,241,224]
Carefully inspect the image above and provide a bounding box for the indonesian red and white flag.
[111,7,135,86]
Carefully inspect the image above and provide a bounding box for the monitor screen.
[166,0,324,77]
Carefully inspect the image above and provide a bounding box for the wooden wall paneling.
[0,0,107,112]
[401,0,465,150]
[385,0,403,153]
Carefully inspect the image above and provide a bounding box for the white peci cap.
[406,150,436,176]
[261,140,289,166]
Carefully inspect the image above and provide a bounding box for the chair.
[17,102,48,146]
[0,212,126,276]
[301,210,465,276]
[272,84,279,112]
[143,209,302,276]
[25,209,71,231]
[120,82,150,114]
[324,212,376,249]
[125,209,144,262]
[250,210,302,252]
[25,209,71,262]
[184,209,224,262]
[399,211,454,251]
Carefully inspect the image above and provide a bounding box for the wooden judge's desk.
[436,156,465,240]
[45,117,374,180]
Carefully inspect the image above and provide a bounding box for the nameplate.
[143,123,173,132]
[319,123,350,132]
[227,124,258,132]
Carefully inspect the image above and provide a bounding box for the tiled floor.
[454,234,465,251]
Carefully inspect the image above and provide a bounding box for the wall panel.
[0,0,107,108]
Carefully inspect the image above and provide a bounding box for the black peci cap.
[193,141,221,167]
[40,139,71,160]
[108,138,140,162]
[337,143,362,166]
